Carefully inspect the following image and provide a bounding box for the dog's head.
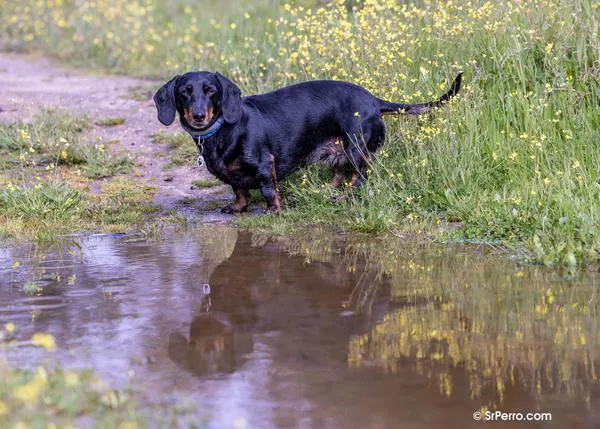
[154,72,242,129]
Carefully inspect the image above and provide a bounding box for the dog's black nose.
[193,113,206,122]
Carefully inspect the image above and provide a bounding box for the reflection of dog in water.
[167,233,273,376]
[167,231,387,376]
[167,276,256,375]
[168,312,253,375]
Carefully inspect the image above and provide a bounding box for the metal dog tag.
[196,154,204,167]
[201,283,212,313]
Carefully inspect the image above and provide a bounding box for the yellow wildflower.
[12,368,47,402]
[65,371,79,386]
[31,332,56,351]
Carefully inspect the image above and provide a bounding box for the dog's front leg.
[221,188,250,214]
[259,154,281,214]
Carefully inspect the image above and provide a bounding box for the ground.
[0,52,236,221]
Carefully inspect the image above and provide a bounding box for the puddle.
[1,227,599,428]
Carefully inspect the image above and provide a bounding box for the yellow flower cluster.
[31,331,56,351]
[12,367,48,402]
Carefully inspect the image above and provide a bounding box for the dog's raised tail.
[378,72,463,116]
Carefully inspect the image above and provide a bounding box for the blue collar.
[181,116,224,141]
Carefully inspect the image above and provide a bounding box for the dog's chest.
[201,141,250,186]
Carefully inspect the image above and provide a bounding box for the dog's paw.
[221,205,247,214]
[263,207,280,215]
[330,193,347,203]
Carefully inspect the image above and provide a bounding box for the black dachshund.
[154,71,463,213]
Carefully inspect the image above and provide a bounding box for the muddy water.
[1,226,599,428]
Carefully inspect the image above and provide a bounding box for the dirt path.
[0,53,235,221]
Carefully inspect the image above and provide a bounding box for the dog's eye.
[203,85,215,94]
[179,85,192,97]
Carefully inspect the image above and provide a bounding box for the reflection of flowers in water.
[348,300,599,408]
[263,228,600,409]
[31,332,56,351]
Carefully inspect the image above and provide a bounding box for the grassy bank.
[0,109,165,242]
[2,0,600,265]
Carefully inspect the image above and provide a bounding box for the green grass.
[2,0,600,265]
[0,109,132,178]
[22,282,41,295]
[124,85,156,101]
[191,179,222,189]
[0,0,281,83]
[95,117,125,126]
[150,131,196,168]
[80,148,132,179]
[0,109,149,241]
[0,361,200,427]
[0,364,144,427]
[0,179,158,242]
[0,109,87,164]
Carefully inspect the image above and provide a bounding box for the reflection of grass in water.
[266,229,600,407]
[22,282,41,295]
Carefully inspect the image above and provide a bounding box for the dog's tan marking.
[267,153,281,213]
[205,106,214,125]
[183,106,214,128]
[268,154,280,193]
[226,158,242,172]
[330,171,345,188]
[231,188,250,212]
[183,108,194,125]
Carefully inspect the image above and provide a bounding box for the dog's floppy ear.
[154,75,181,126]
[215,72,242,124]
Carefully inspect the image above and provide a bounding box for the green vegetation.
[191,179,222,189]
[2,0,600,265]
[0,326,199,428]
[150,131,196,168]
[0,109,132,179]
[0,110,158,242]
[21,282,41,295]
[0,179,158,242]
[124,85,155,101]
[0,365,145,428]
[95,117,126,127]
[80,149,132,179]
